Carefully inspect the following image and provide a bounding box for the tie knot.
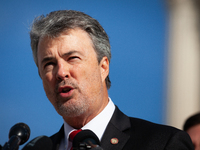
[69,129,82,142]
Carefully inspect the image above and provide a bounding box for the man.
[183,112,200,150]
[29,10,193,150]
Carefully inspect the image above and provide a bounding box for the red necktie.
[69,129,82,150]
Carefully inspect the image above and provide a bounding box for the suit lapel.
[50,125,64,150]
[101,106,131,150]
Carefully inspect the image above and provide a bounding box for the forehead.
[37,28,96,59]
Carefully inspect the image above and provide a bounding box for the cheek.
[72,66,91,88]
[42,73,55,91]
[83,67,102,91]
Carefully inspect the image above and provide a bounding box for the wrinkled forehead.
[37,28,96,60]
[37,28,94,50]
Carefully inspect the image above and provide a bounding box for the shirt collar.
[82,97,115,140]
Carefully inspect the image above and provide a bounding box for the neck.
[63,91,109,129]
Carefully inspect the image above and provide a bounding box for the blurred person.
[29,10,193,150]
[184,112,200,150]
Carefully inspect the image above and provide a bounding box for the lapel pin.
[110,138,119,144]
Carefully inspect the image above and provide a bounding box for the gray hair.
[30,10,111,89]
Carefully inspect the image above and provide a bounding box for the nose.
[56,60,69,81]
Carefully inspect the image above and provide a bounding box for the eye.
[44,61,55,69]
[68,56,80,62]
[69,56,79,60]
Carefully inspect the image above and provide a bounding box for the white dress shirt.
[59,98,115,150]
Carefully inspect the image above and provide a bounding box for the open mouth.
[61,87,72,93]
[58,86,74,98]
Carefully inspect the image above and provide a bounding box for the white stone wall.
[166,0,200,129]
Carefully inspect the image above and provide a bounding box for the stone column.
[166,0,200,129]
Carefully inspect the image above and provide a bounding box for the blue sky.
[0,0,167,149]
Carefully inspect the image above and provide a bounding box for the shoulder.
[127,117,194,149]
[113,106,184,137]
[129,117,178,134]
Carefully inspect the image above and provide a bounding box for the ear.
[100,56,109,82]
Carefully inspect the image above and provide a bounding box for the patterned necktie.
[69,129,82,150]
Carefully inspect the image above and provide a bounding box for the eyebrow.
[41,50,83,65]
[41,57,54,66]
[63,50,80,57]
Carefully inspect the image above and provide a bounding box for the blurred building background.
[166,0,200,129]
[0,1,200,148]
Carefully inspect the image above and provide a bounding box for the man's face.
[187,124,200,150]
[37,28,109,121]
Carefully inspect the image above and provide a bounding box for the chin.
[56,103,87,118]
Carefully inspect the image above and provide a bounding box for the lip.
[58,86,74,98]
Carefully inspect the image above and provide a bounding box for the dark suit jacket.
[50,106,194,150]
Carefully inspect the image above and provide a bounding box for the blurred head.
[30,10,111,89]
[184,112,200,150]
